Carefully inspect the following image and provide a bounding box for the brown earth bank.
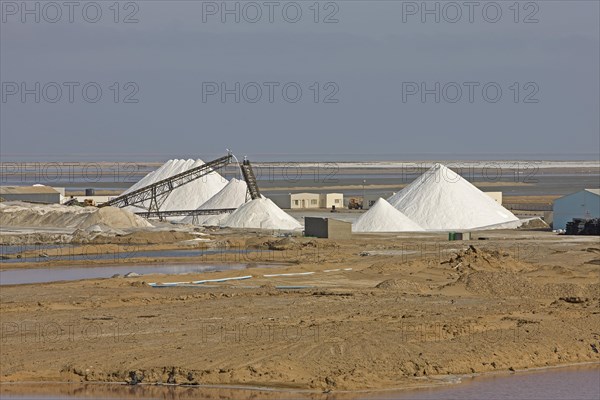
[1,232,599,392]
[0,364,598,400]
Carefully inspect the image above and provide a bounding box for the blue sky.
[1,1,599,161]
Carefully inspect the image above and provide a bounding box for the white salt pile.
[198,213,228,227]
[353,198,424,232]
[0,202,152,230]
[387,163,519,230]
[221,198,302,230]
[197,178,248,210]
[123,159,227,212]
[180,178,249,225]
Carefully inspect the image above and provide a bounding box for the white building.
[270,193,320,209]
[319,193,343,209]
[269,193,343,209]
[553,189,600,230]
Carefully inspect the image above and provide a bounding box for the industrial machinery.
[240,158,261,200]
[566,218,600,235]
[348,198,363,210]
[100,152,261,220]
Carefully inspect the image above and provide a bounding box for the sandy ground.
[1,229,599,393]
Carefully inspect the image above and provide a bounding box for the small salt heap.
[353,198,424,232]
[196,178,248,210]
[221,198,302,230]
[181,178,249,225]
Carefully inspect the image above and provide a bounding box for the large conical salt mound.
[221,198,302,230]
[122,159,227,213]
[198,178,248,210]
[353,198,424,232]
[387,164,519,230]
[181,178,248,225]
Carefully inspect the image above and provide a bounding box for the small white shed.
[319,193,343,209]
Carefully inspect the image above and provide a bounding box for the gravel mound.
[0,202,151,230]
[375,279,426,293]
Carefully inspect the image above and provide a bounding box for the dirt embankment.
[1,234,599,392]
